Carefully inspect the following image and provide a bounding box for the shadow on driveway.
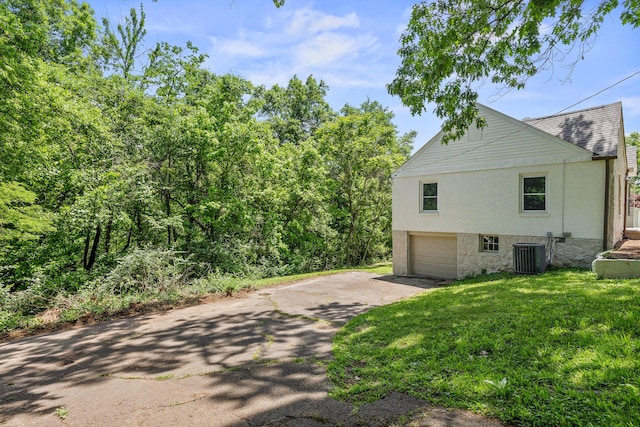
[0,272,502,426]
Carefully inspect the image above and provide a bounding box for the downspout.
[603,159,611,251]
[624,175,628,233]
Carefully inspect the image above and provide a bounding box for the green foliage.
[627,132,640,186]
[329,270,640,425]
[388,0,640,143]
[0,182,54,248]
[0,1,411,329]
[317,100,413,265]
[97,248,193,294]
[97,3,146,79]
[259,75,335,145]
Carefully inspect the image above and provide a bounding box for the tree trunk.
[122,226,133,253]
[85,224,101,271]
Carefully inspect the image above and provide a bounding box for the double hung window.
[522,176,546,212]
[422,183,438,212]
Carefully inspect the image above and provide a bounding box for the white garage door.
[410,234,457,279]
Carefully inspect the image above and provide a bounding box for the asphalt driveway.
[0,272,503,426]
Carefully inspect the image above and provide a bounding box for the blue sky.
[88,0,640,151]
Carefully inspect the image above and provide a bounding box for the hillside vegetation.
[0,1,413,331]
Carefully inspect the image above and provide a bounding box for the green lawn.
[329,270,640,426]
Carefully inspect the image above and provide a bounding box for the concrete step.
[625,229,640,240]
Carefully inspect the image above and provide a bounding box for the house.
[392,102,633,279]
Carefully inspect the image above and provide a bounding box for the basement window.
[480,235,499,252]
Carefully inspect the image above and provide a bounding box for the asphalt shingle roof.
[522,102,622,158]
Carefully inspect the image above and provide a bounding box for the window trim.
[521,174,547,213]
[480,235,499,252]
[420,181,438,213]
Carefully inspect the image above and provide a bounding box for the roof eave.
[592,155,618,161]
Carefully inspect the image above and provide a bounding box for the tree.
[0,182,54,253]
[386,0,640,143]
[259,75,334,145]
[317,100,413,265]
[98,4,146,79]
[0,0,97,66]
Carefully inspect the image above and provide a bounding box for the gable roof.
[522,102,622,158]
[393,103,594,178]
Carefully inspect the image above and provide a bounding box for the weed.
[55,406,68,420]
[155,374,174,381]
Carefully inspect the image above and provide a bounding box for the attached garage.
[409,233,458,279]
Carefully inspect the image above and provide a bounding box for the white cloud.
[203,5,388,90]
[212,37,267,58]
[285,8,359,36]
[294,33,377,68]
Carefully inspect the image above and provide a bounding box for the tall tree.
[317,100,413,265]
[386,0,640,143]
[0,0,97,66]
[259,75,335,145]
[98,4,146,80]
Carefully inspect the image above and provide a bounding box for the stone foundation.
[392,230,409,275]
[552,238,603,268]
[457,233,602,278]
[394,230,603,279]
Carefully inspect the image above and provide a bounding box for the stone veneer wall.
[392,230,409,275]
[457,233,602,278]
[553,238,603,268]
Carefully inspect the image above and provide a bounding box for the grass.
[0,263,391,339]
[328,269,640,426]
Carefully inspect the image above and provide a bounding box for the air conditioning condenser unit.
[513,243,546,274]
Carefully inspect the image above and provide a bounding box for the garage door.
[410,234,457,279]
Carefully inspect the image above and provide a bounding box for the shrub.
[97,248,193,294]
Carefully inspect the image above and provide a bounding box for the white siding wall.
[392,161,606,240]
[394,105,593,179]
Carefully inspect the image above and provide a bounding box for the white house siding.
[392,159,605,278]
[393,104,593,180]
[392,161,605,239]
[392,104,628,279]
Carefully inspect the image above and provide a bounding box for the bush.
[2,273,60,315]
[97,248,194,294]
